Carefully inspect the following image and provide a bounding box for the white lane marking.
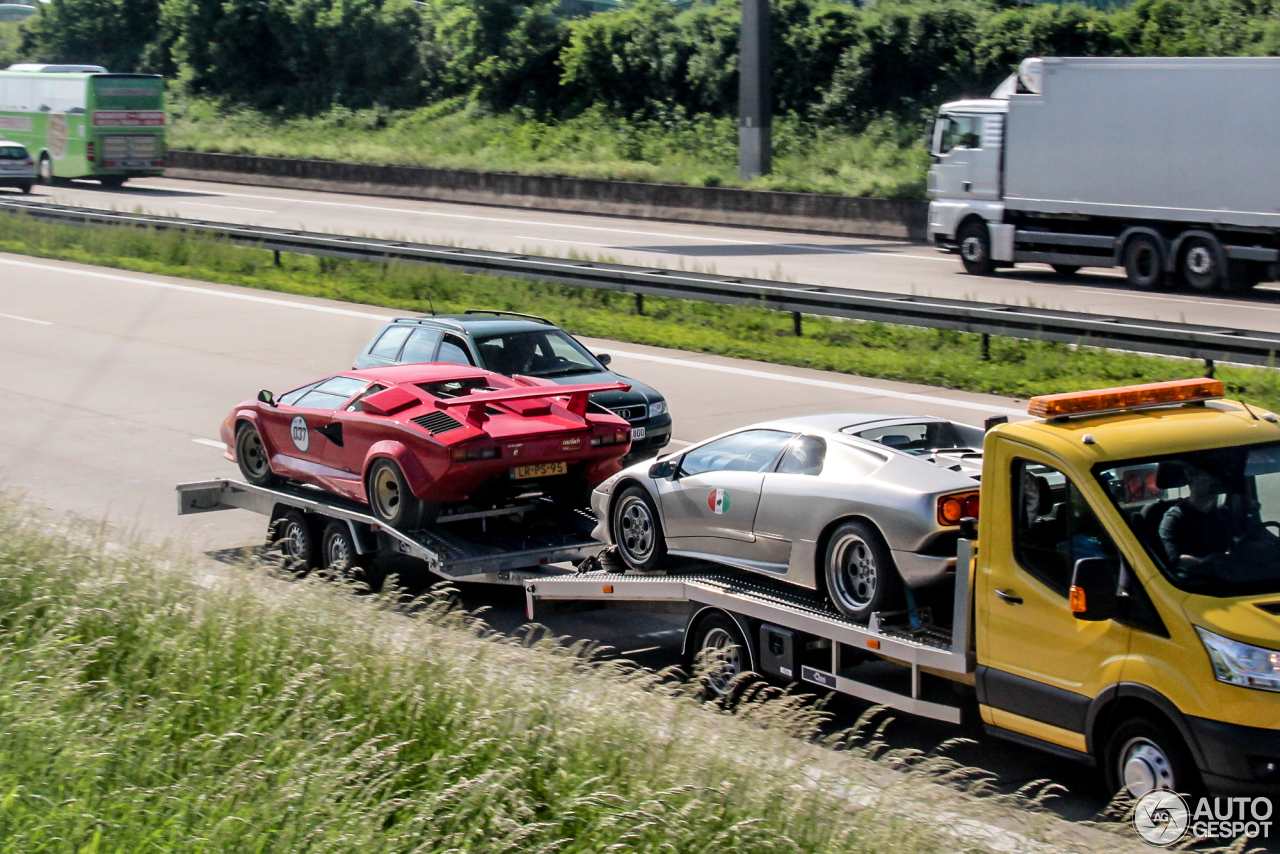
[608,350,1027,417]
[168,201,276,214]
[1118,291,1280,313]
[0,311,52,325]
[192,438,227,449]
[515,235,616,248]
[128,182,946,260]
[0,257,396,321]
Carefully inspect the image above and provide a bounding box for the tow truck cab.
[974,379,1280,797]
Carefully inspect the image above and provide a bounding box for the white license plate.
[631,426,646,440]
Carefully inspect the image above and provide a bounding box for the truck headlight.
[648,400,668,418]
[1197,627,1280,693]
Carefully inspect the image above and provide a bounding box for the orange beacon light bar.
[1027,378,1225,419]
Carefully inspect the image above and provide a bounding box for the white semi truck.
[928,57,1280,293]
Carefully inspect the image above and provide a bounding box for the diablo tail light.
[450,444,499,462]
[937,491,980,526]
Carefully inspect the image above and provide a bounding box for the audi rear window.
[0,146,28,160]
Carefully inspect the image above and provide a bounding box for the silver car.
[0,140,34,193]
[590,413,985,622]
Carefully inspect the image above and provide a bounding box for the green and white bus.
[0,64,165,187]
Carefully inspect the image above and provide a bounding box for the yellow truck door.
[976,449,1133,755]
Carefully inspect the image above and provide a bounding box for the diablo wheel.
[612,485,667,572]
[1123,234,1166,291]
[1104,716,1200,799]
[274,508,319,570]
[235,423,278,487]
[1179,235,1225,293]
[690,613,750,701]
[824,520,903,623]
[366,459,435,530]
[957,219,995,276]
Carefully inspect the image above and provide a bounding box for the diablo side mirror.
[648,459,675,480]
[1069,557,1119,621]
[257,389,276,406]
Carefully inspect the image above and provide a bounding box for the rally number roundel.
[290,416,310,452]
[707,488,731,514]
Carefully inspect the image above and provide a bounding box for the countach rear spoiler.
[434,382,630,425]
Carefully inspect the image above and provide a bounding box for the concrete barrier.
[165,150,929,242]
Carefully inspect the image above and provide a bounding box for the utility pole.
[738,0,771,179]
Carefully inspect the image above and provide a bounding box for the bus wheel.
[38,155,53,185]
[99,175,127,189]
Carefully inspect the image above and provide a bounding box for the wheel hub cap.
[281,521,305,559]
[373,468,402,518]
[1121,738,1174,798]
[1187,246,1214,276]
[961,237,985,262]
[617,498,653,561]
[328,536,350,570]
[702,628,742,696]
[833,534,877,608]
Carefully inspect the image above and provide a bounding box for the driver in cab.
[1159,465,1242,569]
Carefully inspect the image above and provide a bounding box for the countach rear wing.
[435,381,630,424]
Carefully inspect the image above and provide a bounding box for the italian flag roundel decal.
[708,489,731,514]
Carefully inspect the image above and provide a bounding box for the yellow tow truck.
[526,378,1280,798]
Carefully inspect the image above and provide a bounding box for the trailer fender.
[683,606,757,675]
[1116,226,1173,271]
[363,440,432,500]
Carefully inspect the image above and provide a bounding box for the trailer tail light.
[86,142,95,163]
[591,429,630,447]
[937,491,980,526]
[450,444,499,462]
[1028,378,1224,419]
[1069,585,1087,614]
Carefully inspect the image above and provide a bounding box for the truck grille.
[609,404,647,422]
[101,135,160,166]
[411,411,464,435]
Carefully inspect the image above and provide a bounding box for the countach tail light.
[450,444,500,462]
[938,491,980,526]
[591,429,630,447]
[1028,378,1225,419]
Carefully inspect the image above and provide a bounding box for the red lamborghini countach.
[221,364,634,529]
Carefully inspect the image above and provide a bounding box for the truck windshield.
[1094,441,1280,597]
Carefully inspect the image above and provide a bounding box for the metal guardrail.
[5,198,1280,367]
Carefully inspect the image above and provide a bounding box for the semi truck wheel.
[1179,236,1226,292]
[612,486,667,572]
[824,520,904,623]
[957,220,995,275]
[1223,260,1265,293]
[235,423,278,487]
[367,459,436,530]
[1122,234,1166,290]
[275,508,320,570]
[1104,716,1200,799]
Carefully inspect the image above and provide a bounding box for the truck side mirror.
[648,459,676,480]
[596,353,612,367]
[1069,558,1119,621]
[257,389,275,406]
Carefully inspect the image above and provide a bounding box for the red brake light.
[86,142,95,163]
[938,491,980,526]
[591,429,631,447]
[450,444,499,462]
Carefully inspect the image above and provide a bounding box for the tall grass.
[169,98,931,198]
[5,211,1280,410]
[0,496,1147,851]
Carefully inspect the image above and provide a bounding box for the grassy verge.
[170,98,930,198]
[0,496,1132,851]
[4,211,1279,411]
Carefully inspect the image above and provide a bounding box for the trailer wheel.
[612,486,667,571]
[1178,236,1226,292]
[824,521,903,623]
[1123,234,1166,291]
[690,613,750,701]
[1104,716,1200,799]
[367,459,436,530]
[957,220,995,275]
[1050,264,1080,277]
[235,423,278,487]
[274,508,320,570]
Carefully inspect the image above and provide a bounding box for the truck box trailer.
[928,57,1280,293]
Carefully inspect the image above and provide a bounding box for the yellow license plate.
[510,462,568,480]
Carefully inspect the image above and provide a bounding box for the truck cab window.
[1012,459,1121,596]
[936,115,982,154]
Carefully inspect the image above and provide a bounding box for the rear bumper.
[1188,715,1280,797]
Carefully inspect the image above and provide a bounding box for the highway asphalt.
[23,177,1280,335]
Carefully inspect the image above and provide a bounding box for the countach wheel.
[1179,235,1225,292]
[1123,234,1166,291]
[1104,716,1200,799]
[367,459,436,530]
[690,613,750,701]
[958,220,995,275]
[274,508,319,570]
[235,423,278,487]
[612,485,667,572]
[824,521,903,623]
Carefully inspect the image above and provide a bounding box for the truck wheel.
[690,613,750,701]
[1123,234,1166,291]
[274,508,320,570]
[824,521,903,623]
[1051,264,1080,277]
[367,459,436,530]
[99,175,127,189]
[612,486,667,572]
[20,182,32,194]
[1104,716,1200,799]
[1179,236,1226,292]
[1223,260,1264,293]
[38,154,53,185]
[958,220,995,275]
[235,423,278,487]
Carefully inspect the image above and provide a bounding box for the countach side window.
[680,430,794,477]
[776,435,826,476]
[1012,458,1121,597]
[399,328,444,364]
[345,384,386,412]
[369,325,412,360]
[291,376,369,411]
